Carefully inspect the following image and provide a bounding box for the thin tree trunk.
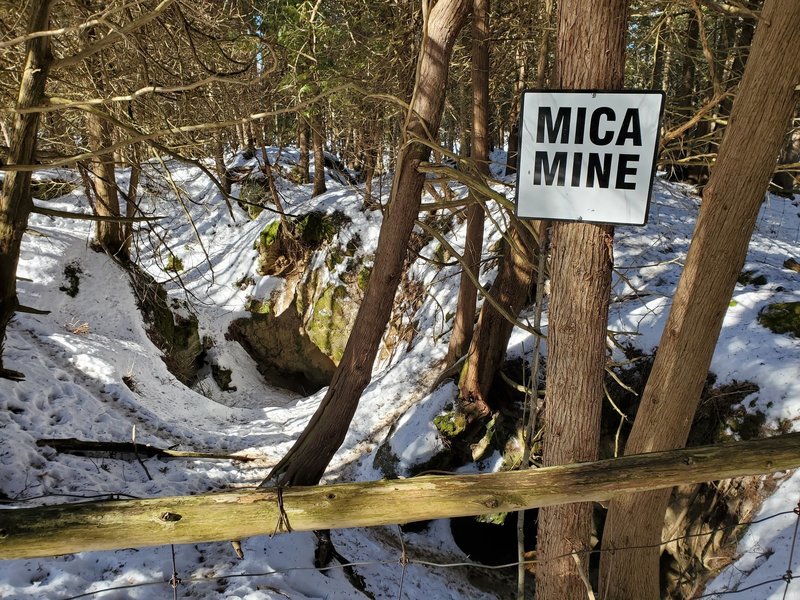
[599,2,800,598]
[505,47,526,176]
[297,117,310,184]
[81,22,127,260]
[457,223,537,419]
[534,1,627,598]
[85,111,127,259]
[445,0,490,367]
[261,0,471,488]
[0,0,54,379]
[362,124,382,209]
[311,116,327,197]
[213,135,231,195]
[125,143,140,248]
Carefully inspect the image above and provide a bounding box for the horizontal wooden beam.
[2,433,800,560]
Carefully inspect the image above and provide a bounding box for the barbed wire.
[47,497,800,600]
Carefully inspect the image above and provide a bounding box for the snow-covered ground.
[0,151,798,599]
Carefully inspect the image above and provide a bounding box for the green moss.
[256,220,282,250]
[165,254,184,273]
[357,266,372,292]
[758,302,800,337]
[306,285,350,363]
[433,411,467,438]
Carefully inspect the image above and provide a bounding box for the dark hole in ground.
[451,510,538,567]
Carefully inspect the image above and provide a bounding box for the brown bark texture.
[599,2,800,598]
[0,0,54,377]
[458,223,536,419]
[297,119,310,183]
[80,21,128,260]
[445,0,489,367]
[261,0,471,488]
[311,117,327,197]
[535,0,627,598]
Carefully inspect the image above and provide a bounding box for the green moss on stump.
[758,302,800,337]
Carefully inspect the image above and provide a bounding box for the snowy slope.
[0,151,798,599]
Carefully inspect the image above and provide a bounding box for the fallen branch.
[1,433,799,560]
[36,438,258,463]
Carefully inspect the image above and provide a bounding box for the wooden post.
[2,434,800,560]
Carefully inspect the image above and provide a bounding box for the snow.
[1,149,799,598]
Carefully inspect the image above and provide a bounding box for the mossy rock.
[129,267,202,385]
[306,285,350,363]
[433,411,467,438]
[211,363,236,392]
[295,210,350,247]
[758,301,800,337]
[239,180,268,219]
[228,307,335,395]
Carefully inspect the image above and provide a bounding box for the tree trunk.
[534,1,627,598]
[261,0,470,488]
[213,135,231,195]
[297,117,310,184]
[85,110,127,260]
[599,2,800,598]
[362,124,383,209]
[505,46,525,176]
[445,0,489,367]
[0,0,54,378]
[125,143,141,246]
[81,23,128,261]
[458,222,537,419]
[311,116,327,197]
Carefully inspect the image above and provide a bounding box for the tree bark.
[599,2,800,598]
[297,117,310,183]
[445,0,489,367]
[80,21,128,261]
[535,1,627,599]
[458,222,537,419]
[261,0,471,488]
[0,0,54,378]
[5,433,800,560]
[311,115,327,197]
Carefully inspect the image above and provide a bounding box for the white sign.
[515,90,664,225]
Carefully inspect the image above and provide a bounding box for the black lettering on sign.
[589,107,616,145]
[616,108,642,146]
[537,107,571,144]
[571,153,583,187]
[587,153,612,188]
[616,154,639,189]
[534,151,567,185]
[574,107,587,144]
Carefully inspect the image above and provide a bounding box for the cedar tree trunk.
[599,2,800,598]
[458,222,537,419]
[535,1,627,599]
[262,0,471,487]
[445,0,489,367]
[0,0,54,378]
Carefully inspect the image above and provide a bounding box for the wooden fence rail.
[2,433,800,560]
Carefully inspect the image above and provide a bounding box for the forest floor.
[0,149,798,599]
